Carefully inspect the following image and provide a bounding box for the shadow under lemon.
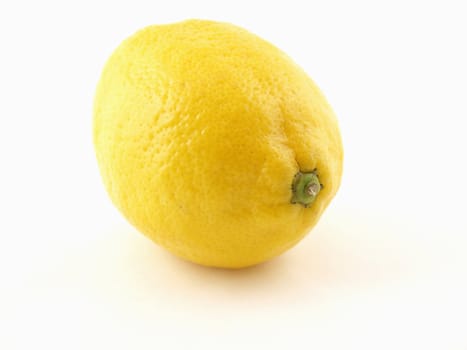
[78,207,423,308]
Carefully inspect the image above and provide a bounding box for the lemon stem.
[291,170,322,207]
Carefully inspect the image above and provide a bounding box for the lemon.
[93,20,343,268]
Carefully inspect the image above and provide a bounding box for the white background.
[1,1,466,349]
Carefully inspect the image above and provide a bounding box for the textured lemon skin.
[94,20,343,268]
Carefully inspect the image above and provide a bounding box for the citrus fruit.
[93,19,343,268]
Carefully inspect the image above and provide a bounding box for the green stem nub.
[291,169,322,208]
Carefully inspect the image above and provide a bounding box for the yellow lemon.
[94,20,343,268]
